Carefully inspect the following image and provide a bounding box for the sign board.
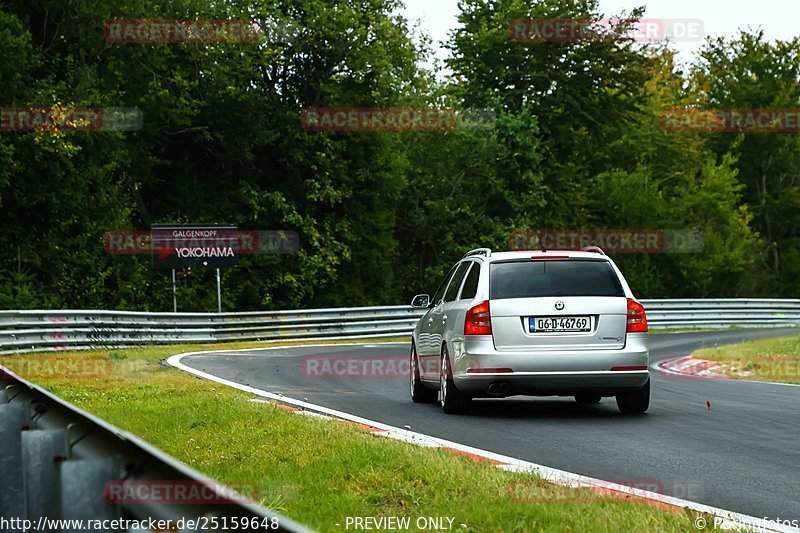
[151,224,238,269]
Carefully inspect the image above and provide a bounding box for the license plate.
[529,316,591,333]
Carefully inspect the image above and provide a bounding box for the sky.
[399,0,800,69]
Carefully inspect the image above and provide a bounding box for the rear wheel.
[616,380,650,414]
[410,343,437,403]
[440,346,471,414]
[575,394,602,404]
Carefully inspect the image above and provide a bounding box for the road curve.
[181,329,800,520]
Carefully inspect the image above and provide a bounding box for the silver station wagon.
[409,247,650,414]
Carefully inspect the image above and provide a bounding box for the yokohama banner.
[150,224,238,269]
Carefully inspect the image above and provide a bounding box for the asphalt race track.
[181,329,800,520]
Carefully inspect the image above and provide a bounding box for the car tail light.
[626,298,648,333]
[465,300,492,335]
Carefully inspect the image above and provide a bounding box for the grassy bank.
[0,341,706,532]
[692,333,800,384]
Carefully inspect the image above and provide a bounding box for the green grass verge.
[692,333,800,384]
[0,340,707,532]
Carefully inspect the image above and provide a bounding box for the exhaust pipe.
[487,381,512,397]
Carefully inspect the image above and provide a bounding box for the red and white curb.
[655,355,800,387]
[657,355,742,379]
[167,343,797,532]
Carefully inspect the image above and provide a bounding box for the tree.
[691,30,800,295]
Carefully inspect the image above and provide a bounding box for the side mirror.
[410,294,430,308]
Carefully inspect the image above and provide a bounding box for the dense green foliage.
[0,0,796,311]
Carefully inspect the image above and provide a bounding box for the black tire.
[616,379,650,414]
[440,345,471,414]
[575,394,602,404]
[410,342,437,403]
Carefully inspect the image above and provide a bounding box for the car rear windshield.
[490,259,624,300]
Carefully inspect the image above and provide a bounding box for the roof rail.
[464,248,492,258]
[581,246,605,255]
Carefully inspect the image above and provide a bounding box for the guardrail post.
[0,401,28,522]
[60,458,119,528]
[22,429,68,520]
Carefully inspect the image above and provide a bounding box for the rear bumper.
[453,370,649,396]
[450,333,649,397]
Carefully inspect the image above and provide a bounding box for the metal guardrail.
[643,299,800,329]
[0,365,309,532]
[0,300,798,355]
[0,306,423,355]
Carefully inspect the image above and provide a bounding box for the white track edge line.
[167,345,798,533]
